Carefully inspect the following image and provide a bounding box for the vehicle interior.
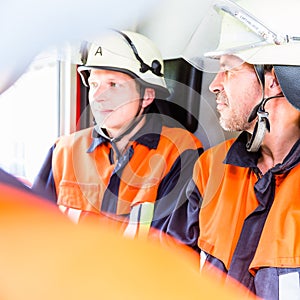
[0,0,237,185]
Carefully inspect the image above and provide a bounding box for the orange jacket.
[34,115,203,251]
[0,182,259,300]
[195,138,300,271]
[192,132,300,297]
[54,125,201,211]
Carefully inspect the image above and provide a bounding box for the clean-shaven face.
[88,69,141,133]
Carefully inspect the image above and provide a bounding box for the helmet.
[182,0,300,110]
[78,30,170,99]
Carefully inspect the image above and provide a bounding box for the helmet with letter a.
[77,29,170,99]
[182,0,300,110]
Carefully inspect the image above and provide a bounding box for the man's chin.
[219,119,237,132]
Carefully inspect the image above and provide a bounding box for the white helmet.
[78,30,170,99]
[183,0,300,110]
[183,0,300,151]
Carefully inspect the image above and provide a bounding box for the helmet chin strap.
[109,86,146,143]
[246,99,270,152]
[246,65,282,152]
[246,65,267,152]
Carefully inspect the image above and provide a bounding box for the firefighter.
[33,29,203,252]
[183,0,300,298]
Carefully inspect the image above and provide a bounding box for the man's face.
[88,69,141,134]
[209,55,262,132]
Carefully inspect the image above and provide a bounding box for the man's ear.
[266,68,282,96]
[142,88,155,108]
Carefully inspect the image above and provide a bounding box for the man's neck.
[257,124,300,174]
[109,115,146,154]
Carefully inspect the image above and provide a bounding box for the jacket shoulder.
[55,127,94,148]
[161,126,203,149]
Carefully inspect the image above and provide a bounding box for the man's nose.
[209,72,223,94]
[91,83,110,101]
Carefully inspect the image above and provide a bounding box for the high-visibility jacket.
[0,182,259,300]
[33,115,203,252]
[191,131,300,299]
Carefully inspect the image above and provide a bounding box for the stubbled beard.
[217,93,253,132]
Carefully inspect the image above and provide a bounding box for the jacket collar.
[87,114,162,153]
[225,131,300,172]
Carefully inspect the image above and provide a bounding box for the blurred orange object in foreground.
[0,183,259,300]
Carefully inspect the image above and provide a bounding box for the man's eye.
[109,82,118,88]
[89,82,98,88]
[220,67,232,76]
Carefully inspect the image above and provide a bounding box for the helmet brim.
[77,65,170,99]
